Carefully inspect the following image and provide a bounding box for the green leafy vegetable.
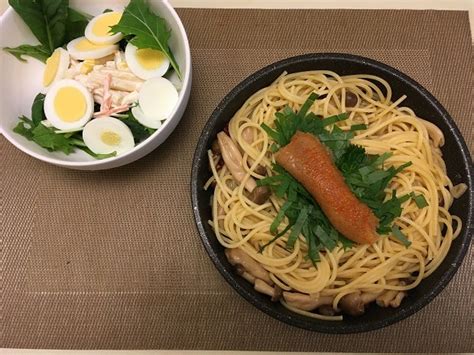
[110,0,182,79]
[337,145,413,234]
[258,93,423,263]
[30,123,77,154]
[3,44,50,63]
[76,146,117,160]
[391,225,412,247]
[31,93,46,126]
[65,133,117,159]
[413,194,428,208]
[120,110,156,143]
[65,7,91,42]
[13,116,35,140]
[13,94,114,159]
[286,206,308,249]
[14,119,76,154]
[258,164,352,265]
[8,0,68,53]
[261,93,349,150]
[350,123,368,131]
[4,1,91,62]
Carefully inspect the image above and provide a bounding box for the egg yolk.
[135,48,166,70]
[54,87,87,122]
[81,59,96,74]
[101,131,122,146]
[75,38,111,51]
[43,50,61,86]
[92,12,122,37]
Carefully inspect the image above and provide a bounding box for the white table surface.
[0,0,472,354]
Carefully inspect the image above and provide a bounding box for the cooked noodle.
[206,71,465,320]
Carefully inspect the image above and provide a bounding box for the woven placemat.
[1,9,472,352]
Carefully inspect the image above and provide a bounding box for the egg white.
[44,79,94,131]
[43,47,70,89]
[131,105,163,129]
[67,37,118,60]
[125,43,170,80]
[139,77,179,121]
[83,117,135,155]
[85,12,124,45]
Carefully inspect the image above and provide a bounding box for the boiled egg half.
[85,11,123,45]
[43,48,70,88]
[44,79,94,131]
[67,37,118,60]
[83,117,135,155]
[125,43,170,80]
[131,106,162,130]
[135,77,179,129]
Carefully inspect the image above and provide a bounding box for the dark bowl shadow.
[191,53,473,333]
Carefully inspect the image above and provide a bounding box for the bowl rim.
[190,52,474,333]
[0,1,192,168]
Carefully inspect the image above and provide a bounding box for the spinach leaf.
[5,2,93,62]
[31,93,46,126]
[8,0,69,53]
[3,44,50,63]
[65,7,90,42]
[111,0,182,79]
[119,110,156,143]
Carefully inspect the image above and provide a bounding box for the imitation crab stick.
[275,131,379,244]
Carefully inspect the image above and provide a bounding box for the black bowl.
[191,53,473,333]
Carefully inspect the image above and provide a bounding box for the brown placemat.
[1,9,473,352]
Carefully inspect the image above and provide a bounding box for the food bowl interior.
[0,0,191,169]
[191,53,473,333]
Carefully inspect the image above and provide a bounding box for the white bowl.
[0,0,191,170]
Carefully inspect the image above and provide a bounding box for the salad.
[4,0,181,159]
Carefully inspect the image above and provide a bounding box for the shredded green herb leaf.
[391,225,412,247]
[258,164,353,266]
[413,193,429,208]
[258,93,421,264]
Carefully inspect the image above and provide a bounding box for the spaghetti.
[206,71,465,320]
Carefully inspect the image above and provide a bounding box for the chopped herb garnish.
[350,123,368,131]
[391,225,412,247]
[413,193,429,208]
[258,93,422,263]
[258,168,342,266]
